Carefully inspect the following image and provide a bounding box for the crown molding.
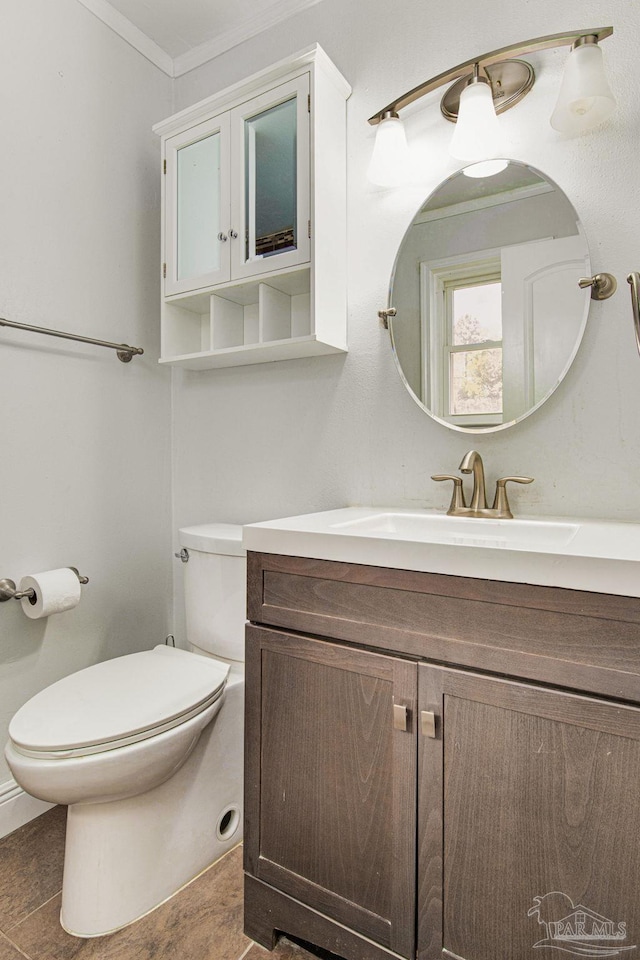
[172,0,325,77]
[76,0,327,80]
[75,0,175,75]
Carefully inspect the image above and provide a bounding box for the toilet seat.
[9,645,229,760]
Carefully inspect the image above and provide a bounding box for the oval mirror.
[388,160,591,433]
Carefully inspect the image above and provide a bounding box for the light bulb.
[450,78,507,164]
[367,114,412,187]
[551,40,616,134]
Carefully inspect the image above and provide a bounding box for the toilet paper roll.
[19,568,82,620]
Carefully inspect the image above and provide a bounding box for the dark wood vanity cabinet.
[244,552,640,960]
[418,666,640,960]
[244,627,417,957]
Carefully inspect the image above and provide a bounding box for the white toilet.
[5,523,246,938]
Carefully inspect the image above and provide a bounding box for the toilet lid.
[9,645,229,755]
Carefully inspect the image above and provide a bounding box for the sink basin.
[243,507,640,598]
[330,512,580,550]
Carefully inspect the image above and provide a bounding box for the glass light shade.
[367,115,412,186]
[463,158,509,179]
[550,42,616,134]
[449,80,507,163]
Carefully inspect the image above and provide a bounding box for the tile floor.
[0,807,330,960]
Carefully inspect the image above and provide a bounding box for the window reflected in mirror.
[389,161,591,433]
[442,274,503,425]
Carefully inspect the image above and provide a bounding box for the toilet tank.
[178,523,246,662]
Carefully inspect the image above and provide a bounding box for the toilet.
[4,523,246,938]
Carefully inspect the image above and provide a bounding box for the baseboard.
[0,779,54,838]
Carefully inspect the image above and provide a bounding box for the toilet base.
[59,674,244,937]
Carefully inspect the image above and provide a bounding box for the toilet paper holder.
[0,567,89,603]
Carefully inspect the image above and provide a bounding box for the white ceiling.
[77,0,325,77]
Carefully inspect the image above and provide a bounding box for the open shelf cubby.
[159,265,344,369]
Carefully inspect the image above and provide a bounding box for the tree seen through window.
[448,282,503,417]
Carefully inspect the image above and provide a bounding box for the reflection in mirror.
[244,97,297,262]
[389,161,591,433]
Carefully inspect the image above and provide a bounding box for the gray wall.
[2,0,638,828]
[0,0,172,810]
[169,0,639,654]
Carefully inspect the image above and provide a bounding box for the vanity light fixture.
[367,110,412,187]
[550,36,616,133]
[448,65,508,177]
[367,27,614,185]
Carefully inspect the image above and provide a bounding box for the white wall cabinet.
[153,45,350,369]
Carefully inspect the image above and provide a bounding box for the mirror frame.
[387,160,591,434]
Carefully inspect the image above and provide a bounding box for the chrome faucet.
[432,450,534,519]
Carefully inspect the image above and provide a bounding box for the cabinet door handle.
[217,231,228,242]
[421,710,437,738]
[229,229,239,239]
[393,703,409,732]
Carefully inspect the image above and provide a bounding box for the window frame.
[421,250,504,428]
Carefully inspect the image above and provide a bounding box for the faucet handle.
[492,476,534,519]
[432,475,467,515]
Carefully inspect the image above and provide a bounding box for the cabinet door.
[417,664,640,960]
[230,75,310,280]
[245,625,416,958]
[164,112,231,296]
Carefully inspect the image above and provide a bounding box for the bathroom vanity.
[243,509,640,960]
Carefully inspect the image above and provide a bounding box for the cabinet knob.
[217,232,228,242]
[229,229,239,239]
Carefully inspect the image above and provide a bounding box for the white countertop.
[243,507,640,598]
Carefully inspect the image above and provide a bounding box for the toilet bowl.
[5,523,247,938]
[6,645,228,805]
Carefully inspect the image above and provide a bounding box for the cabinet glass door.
[164,113,231,296]
[245,97,297,262]
[231,75,310,280]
